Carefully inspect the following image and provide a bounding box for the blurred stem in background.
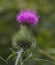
[38,48,55,61]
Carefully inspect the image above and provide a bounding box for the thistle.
[11,9,39,65]
[12,9,39,49]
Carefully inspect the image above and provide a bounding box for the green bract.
[12,25,36,49]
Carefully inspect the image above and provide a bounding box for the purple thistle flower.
[16,9,39,25]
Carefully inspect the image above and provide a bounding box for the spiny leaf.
[7,51,17,61]
[0,57,8,64]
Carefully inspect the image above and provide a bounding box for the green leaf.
[7,51,17,61]
[0,57,8,64]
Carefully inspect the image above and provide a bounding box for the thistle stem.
[15,48,23,65]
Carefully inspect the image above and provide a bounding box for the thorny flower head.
[16,9,39,25]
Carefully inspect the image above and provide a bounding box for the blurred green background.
[0,0,55,65]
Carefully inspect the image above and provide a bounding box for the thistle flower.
[16,9,39,25]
